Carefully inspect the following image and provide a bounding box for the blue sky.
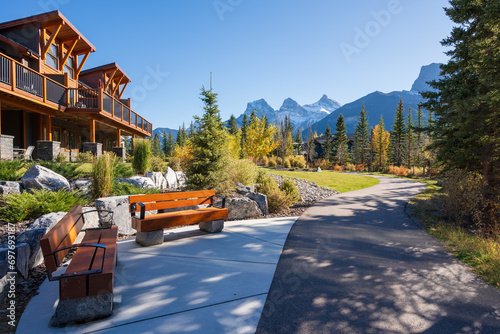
[1,0,454,129]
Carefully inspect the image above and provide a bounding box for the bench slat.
[60,229,102,300]
[88,226,118,296]
[132,207,228,232]
[129,190,215,209]
[133,197,213,213]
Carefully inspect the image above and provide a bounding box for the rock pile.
[268,174,339,202]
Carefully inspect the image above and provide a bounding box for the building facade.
[0,10,152,161]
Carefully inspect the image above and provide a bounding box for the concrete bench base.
[50,293,113,327]
[135,220,225,246]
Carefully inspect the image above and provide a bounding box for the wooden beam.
[47,115,52,141]
[111,76,123,97]
[60,38,78,71]
[41,24,62,60]
[104,69,117,91]
[42,19,64,30]
[75,50,90,78]
[90,118,95,143]
[116,128,121,146]
[0,102,2,135]
[41,28,46,57]
[117,82,128,99]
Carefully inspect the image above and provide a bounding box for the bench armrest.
[211,195,226,208]
[130,202,146,220]
[48,243,106,281]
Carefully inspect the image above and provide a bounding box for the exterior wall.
[1,109,23,148]
[0,135,14,160]
[36,140,60,161]
[0,24,39,53]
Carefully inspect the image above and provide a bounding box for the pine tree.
[176,126,183,147]
[167,130,175,156]
[414,102,425,171]
[405,106,415,168]
[295,128,302,155]
[333,113,349,165]
[228,114,239,136]
[323,125,332,161]
[162,130,168,156]
[151,133,162,157]
[390,97,406,166]
[186,87,229,191]
[188,121,195,138]
[354,103,370,165]
[240,114,249,157]
[371,116,390,169]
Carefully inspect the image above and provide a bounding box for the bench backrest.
[40,205,85,275]
[129,190,216,214]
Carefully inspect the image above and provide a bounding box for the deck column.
[90,118,95,143]
[46,115,52,141]
[116,128,121,146]
[0,102,2,135]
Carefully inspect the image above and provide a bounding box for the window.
[66,130,76,151]
[52,127,61,143]
[105,138,113,152]
[63,56,74,79]
[45,43,59,70]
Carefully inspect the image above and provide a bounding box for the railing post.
[98,87,103,112]
[10,61,15,92]
[120,105,123,121]
[42,77,47,103]
[111,94,114,116]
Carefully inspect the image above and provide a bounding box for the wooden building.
[0,10,152,161]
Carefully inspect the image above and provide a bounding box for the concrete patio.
[17,217,298,333]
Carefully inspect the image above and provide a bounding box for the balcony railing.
[0,53,152,136]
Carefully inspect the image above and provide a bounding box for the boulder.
[96,195,157,235]
[16,229,45,269]
[225,197,263,220]
[0,181,23,195]
[246,192,269,215]
[175,171,187,189]
[317,167,322,172]
[164,167,178,189]
[0,243,30,280]
[27,211,67,232]
[71,179,91,195]
[146,171,167,190]
[21,164,70,192]
[236,183,256,194]
[116,176,156,190]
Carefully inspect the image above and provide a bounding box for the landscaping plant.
[132,138,152,174]
[91,153,117,199]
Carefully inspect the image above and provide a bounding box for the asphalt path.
[256,176,500,333]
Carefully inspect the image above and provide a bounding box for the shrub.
[0,160,27,181]
[356,164,365,172]
[442,169,489,230]
[228,158,258,186]
[150,156,168,172]
[111,181,161,196]
[280,178,300,206]
[56,154,67,163]
[76,151,95,163]
[35,161,88,180]
[292,155,306,169]
[114,162,134,178]
[132,139,151,174]
[168,157,182,171]
[276,157,283,166]
[345,163,356,171]
[333,165,343,171]
[283,158,291,169]
[0,189,88,223]
[257,174,289,213]
[261,156,269,166]
[268,159,277,168]
[91,153,117,199]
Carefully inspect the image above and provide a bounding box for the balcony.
[0,53,152,136]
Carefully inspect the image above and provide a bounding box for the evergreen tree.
[176,126,183,147]
[167,130,175,156]
[240,114,249,157]
[371,116,390,169]
[390,97,407,166]
[305,125,316,164]
[186,87,229,191]
[162,130,168,156]
[228,114,239,136]
[323,125,332,161]
[188,121,195,138]
[414,102,425,171]
[295,128,302,155]
[405,106,415,168]
[354,103,370,165]
[333,113,349,165]
[151,133,162,157]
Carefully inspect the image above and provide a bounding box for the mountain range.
[153,62,442,139]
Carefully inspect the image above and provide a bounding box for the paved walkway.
[17,217,298,333]
[256,176,500,333]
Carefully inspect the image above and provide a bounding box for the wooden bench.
[129,190,228,246]
[39,204,118,327]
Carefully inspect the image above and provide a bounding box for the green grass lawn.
[260,168,379,193]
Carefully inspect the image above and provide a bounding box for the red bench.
[39,204,117,326]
